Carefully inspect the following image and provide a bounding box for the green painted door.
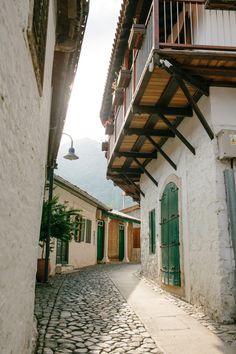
[97,221,104,261]
[119,224,125,261]
[56,239,68,265]
[161,182,181,286]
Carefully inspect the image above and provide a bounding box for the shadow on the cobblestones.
[34,264,162,354]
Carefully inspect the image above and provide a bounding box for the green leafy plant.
[39,196,82,258]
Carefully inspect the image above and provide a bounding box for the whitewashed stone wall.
[0,1,56,353]
[140,87,236,322]
[49,184,97,274]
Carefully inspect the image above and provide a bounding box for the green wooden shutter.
[161,182,181,287]
[149,209,156,254]
[56,239,62,264]
[168,183,180,286]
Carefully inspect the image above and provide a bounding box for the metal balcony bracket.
[174,75,214,140]
[121,174,145,198]
[157,112,196,155]
[133,158,158,187]
[146,135,177,170]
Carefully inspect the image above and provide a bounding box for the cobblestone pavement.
[34,265,163,354]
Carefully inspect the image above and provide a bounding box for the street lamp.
[44,132,78,283]
[62,132,79,160]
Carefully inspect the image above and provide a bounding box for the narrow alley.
[35,264,236,354]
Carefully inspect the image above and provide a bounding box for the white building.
[49,176,110,274]
[0,1,88,353]
[100,0,236,322]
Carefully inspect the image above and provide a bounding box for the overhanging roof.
[54,175,110,211]
[47,0,89,167]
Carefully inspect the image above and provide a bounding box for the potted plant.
[37,196,81,282]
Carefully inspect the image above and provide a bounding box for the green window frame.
[149,209,156,254]
[85,219,92,243]
[79,217,86,242]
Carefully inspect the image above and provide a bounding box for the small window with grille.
[27,0,49,94]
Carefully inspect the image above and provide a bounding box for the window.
[149,209,156,254]
[85,219,92,243]
[77,217,85,242]
[27,0,49,93]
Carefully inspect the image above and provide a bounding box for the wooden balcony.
[105,0,236,201]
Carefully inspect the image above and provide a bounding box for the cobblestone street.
[34,265,162,354]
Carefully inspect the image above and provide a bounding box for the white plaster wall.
[140,88,236,322]
[49,185,97,273]
[0,1,56,353]
[192,6,236,47]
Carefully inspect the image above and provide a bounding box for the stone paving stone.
[34,265,164,354]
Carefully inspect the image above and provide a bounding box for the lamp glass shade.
[63,147,79,160]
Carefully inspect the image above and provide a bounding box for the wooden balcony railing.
[108,0,236,162]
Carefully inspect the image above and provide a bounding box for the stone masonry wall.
[0,1,56,353]
[140,88,236,322]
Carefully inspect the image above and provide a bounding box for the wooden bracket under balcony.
[101,141,109,151]
[128,24,146,50]
[116,69,131,89]
[105,123,114,135]
[112,87,123,107]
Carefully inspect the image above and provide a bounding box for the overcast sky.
[61,0,122,145]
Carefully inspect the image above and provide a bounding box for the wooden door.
[119,224,125,261]
[97,221,104,261]
[56,239,68,265]
[161,182,181,286]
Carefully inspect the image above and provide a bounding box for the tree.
[39,196,82,258]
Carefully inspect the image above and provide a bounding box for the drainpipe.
[44,163,55,282]
[224,159,236,268]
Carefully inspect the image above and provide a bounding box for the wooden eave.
[47,0,89,167]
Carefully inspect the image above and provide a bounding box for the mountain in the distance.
[56,137,134,210]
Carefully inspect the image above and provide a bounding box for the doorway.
[160,182,181,286]
[97,220,105,261]
[56,239,68,265]
[119,224,125,261]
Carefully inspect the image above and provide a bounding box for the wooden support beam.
[158,113,196,155]
[124,128,175,137]
[132,104,193,117]
[109,168,142,175]
[157,57,209,97]
[114,151,157,159]
[121,174,145,198]
[134,158,158,187]
[174,75,214,140]
[183,65,236,78]
[146,136,177,170]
